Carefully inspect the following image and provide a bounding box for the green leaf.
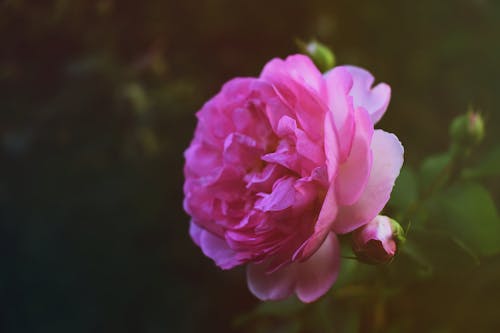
[400,228,479,277]
[389,166,418,212]
[419,153,452,191]
[430,182,500,256]
[462,146,500,180]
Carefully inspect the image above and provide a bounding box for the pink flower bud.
[352,215,403,264]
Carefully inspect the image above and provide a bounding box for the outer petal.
[323,67,355,161]
[260,54,325,96]
[341,65,391,124]
[247,260,296,301]
[295,232,341,303]
[246,232,341,302]
[332,130,403,234]
[190,222,243,270]
[335,107,373,206]
[323,111,340,182]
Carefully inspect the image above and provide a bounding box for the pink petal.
[323,111,340,182]
[190,221,243,270]
[255,177,296,212]
[245,164,283,193]
[223,132,262,166]
[184,142,221,178]
[335,107,373,206]
[260,56,328,141]
[276,116,324,165]
[341,65,391,124]
[324,67,355,161]
[261,55,325,96]
[189,220,203,246]
[295,232,341,303]
[332,130,403,234]
[292,183,338,261]
[247,260,296,301]
[246,232,341,302]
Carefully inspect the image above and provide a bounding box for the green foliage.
[389,166,418,213]
[429,182,500,256]
[462,146,500,180]
[419,153,452,192]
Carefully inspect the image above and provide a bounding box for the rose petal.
[246,232,341,302]
[261,55,325,96]
[247,260,296,301]
[335,107,373,206]
[323,111,340,182]
[295,232,341,303]
[332,130,403,234]
[260,56,327,141]
[189,220,203,246]
[324,67,355,161]
[190,222,243,269]
[341,65,391,124]
[255,177,296,212]
[292,183,338,261]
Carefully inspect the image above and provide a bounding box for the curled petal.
[340,65,391,124]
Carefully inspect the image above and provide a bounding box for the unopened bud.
[450,110,484,147]
[352,216,405,265]
[296,39,335,72]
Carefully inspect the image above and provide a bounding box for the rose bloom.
[184,55,403,302]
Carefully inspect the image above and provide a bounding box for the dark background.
[1,0,499,332]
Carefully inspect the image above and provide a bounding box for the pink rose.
[184,55,403,302]
[352,215,402,264]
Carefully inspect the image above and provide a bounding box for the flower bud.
[352,216,405,265]
[449,110,485,147]
[296,39,335,72]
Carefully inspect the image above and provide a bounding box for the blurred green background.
[1,0,499,332]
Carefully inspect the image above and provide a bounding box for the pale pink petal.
[323,111,340,182]
[332,130,403,234]
[247,260,297,301]
[324,67,355,161]
[246,232,340,302]
[335,107,373,206]
[341,65,391,124]
[296,232,341,303]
